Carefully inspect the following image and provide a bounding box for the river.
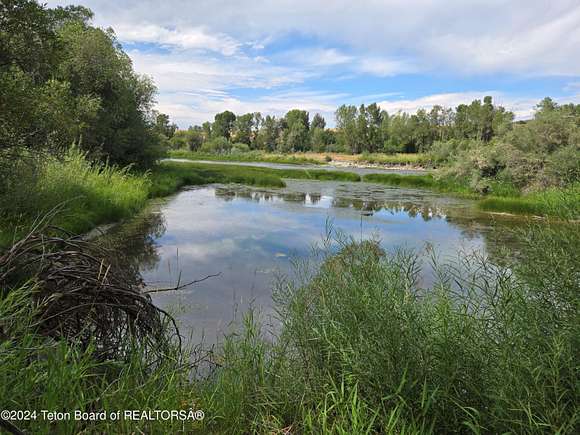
[101,172,534,345]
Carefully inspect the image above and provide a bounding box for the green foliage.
[150,161,361,197]
[200,136,231,153]
[212,110,236,140]
[357,152,430,166]
[0,0,168,168]
[0,148,150,244]
[168,149,322,165]
[433,100,580,193]
[194,227,579,433]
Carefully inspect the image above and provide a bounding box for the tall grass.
[150,161,361,197]
[169,149,323,165]
[1,224,577,433]
[357,152,431,166]
[0,283,201,435]
[364,173,580,218]
[478,183,580,219]
[194,227,579,433]
[0,148,150,242]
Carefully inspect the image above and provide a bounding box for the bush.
[230,142,250,153]
[197,227,579,433]
[0,148,150,244]
[200,136,231,153]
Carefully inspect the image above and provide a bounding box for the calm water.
[105,179,524,344]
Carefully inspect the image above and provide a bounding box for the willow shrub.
[198,226,578,433]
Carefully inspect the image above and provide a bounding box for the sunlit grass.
[169,149,323,165]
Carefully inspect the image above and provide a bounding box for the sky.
[46,0,580,128]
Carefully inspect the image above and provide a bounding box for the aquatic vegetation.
[194,226,579,433]
[150,161,361,197]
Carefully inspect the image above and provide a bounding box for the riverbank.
[168,150,430,170]
[363,173,580,219]
[169,149,323,166]
[2,156,576,250]
[3,225,577,433]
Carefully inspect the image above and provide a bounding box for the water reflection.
[104,180,529,344]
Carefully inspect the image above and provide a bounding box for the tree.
[335,105,358,153]
[153,112,177,139]
[212,111,236,140]
[285,109,310,132]
[281,119,308,152]
[256,115,280,151]
[232,113,253,145]
[311,113,326,130]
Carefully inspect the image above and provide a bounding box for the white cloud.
[156,89,344,127]
[377,92,580,120]
[46,0,580,75]
[114,24,240,55]
[44,0,580,126]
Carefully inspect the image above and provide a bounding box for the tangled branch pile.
[0,225,180,361]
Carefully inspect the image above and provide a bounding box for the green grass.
[363,173,476,197]
[0,148,150,245]
[2,224,578,433]
[193,226,579,433]
[0,283,200,435]
[169,149,323,165]
[478,183,580,219]
[150,161,360,197]
[363,173,580,218]
[357,152,431,166]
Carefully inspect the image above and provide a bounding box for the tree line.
[170,96,517,154]
[1,0,172,168]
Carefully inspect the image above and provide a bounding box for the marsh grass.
[357,152,431,166]
[169,149,323,165]
[364,173,580,218]
[0,148,150,243]
[150,161,361,197]
[0,284,200,435]
[478,183,580,219]
[1,224,577,433]
[193,226,579,433]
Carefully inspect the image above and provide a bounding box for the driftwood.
[0,219,187,361]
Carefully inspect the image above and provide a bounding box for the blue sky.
[47,0,580,127]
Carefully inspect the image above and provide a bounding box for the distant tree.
[285,109,310,131]
[365,103,383,152]
[281,119,309,152]
[232,113,253,144]
[153,112,177,139]
[256,115,280,151]
[335,105,358,153]
[311,113,326,130]
[212,110,236,140]
[201,121,212,142]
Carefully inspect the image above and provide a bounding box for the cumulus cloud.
[44,0,580,126]
[377,92,580,120]
[114,24,240,55]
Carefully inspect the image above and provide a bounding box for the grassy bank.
[356,151,430,166]
[150,161,361,196]
[363,173,580,218]
[191,226,578,433]
[0,149,150,246]
[169,149,323,165]
[3,225,577,433]
[478,184,580,219]
[0,156,362,247]
[169,149,432,168]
